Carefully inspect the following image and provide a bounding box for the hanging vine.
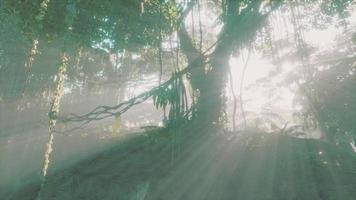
[228,67,237,132]
[197,0,203,51]
[158,2,164,85]
[239,49,251,129]
[58,38,219,130]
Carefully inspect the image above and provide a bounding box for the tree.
[2,0,355,134]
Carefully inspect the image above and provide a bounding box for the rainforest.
[0,0,356,199]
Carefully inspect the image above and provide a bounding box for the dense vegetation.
[0,0,356,199]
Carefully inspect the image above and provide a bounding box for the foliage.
[1,0,356,140]
[303,53,356,147]
[0,11,29,98]
[2,0,182,51]
[152,72,189,126]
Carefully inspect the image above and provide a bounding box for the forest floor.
[6,125,356,200]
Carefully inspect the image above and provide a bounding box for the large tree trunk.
[177,24,205,91]
[178,13,233,125]
[178,18,236,124]
[178,0,267,125]
[196,50,231,124]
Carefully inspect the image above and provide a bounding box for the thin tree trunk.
[22,39,39,94]
[37,52,69,200]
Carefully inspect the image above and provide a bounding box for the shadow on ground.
[6,127,356,200]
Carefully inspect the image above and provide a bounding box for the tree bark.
[178,0,268,125]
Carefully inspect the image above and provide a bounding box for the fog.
[1,1,356,199]
[0,83,163,196]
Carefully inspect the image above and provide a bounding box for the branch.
[179,0,196,23]
[213,0,275,57]
[177,0,200,62]
[178,23,200,62]
[59,39,219,125]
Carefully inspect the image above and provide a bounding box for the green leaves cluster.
[152,72,189,125]
[319,0,355,18]
[3,0,182,52]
